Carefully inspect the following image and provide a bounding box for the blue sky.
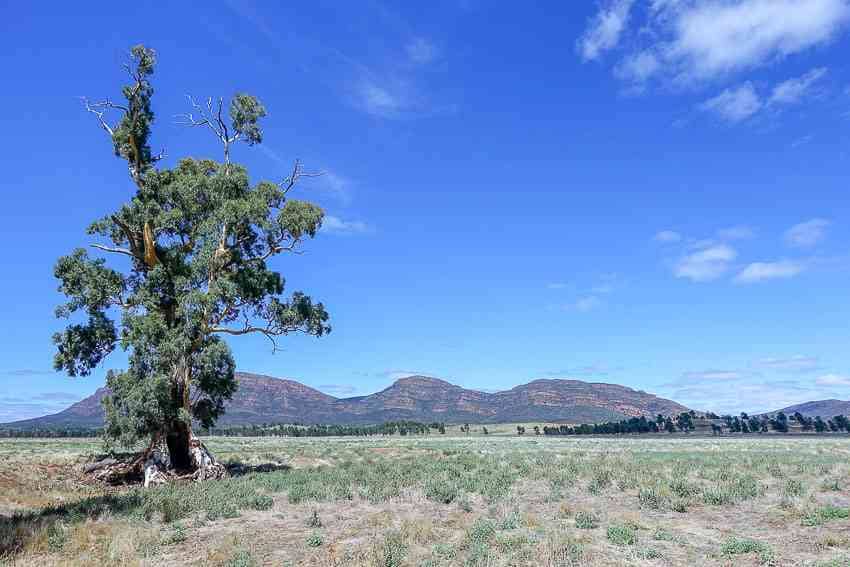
[2,0,850,421]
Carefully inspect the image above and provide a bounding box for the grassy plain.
[2,434,850,566]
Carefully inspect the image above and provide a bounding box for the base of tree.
[82,439,227,486]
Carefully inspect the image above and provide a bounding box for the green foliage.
[803,505,850,527]
[54,45,330,453]
[305,531,323,547]
[226,550,257,567]
[466,518,496,547]
[373,530,407,567]
[721,537,774,563]
[606,522,637,546]
[574,511,598,529]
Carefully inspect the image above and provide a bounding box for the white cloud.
[717,225,756,240]
[551,296,603,313]
[654,230,682,243]
[665,0,849,80]
[406,38,439,64]
[578,0,635,61]
[768,67,828,105]
[785,218,831,247]
[682,369,744,381]
[581,0,850,88]
[734,260,805,283]
[674,244,737,282]
[663,380,830,414]
[815,373,850,386]
[757,355,820,371]
[575,296,602,312]
[700,83,762,122]
[321,215,374,235]
[615,51,661,83]
[356,80,406,118]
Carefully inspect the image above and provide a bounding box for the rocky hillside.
[767,399,850,418]
[2,373,689,429]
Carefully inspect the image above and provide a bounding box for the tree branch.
[91,244,135,258]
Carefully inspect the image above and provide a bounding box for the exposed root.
[81,439,227,486]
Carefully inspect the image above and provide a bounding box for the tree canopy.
[53,45,330,470]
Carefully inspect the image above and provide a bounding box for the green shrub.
[803,506,850,527]
[306,531,324,547]
[721,537,774,563]
[226,550,257,567]
[466,518,497,546]
[374,530,407,567]
[575,511,598,529]
[606,523,637,546]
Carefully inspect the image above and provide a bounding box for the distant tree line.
[539,410,850,437]
[711,412,850,435]
[0,420,447,439]
[542,412,697,436]
[0,427,102,438]
[201,420,445,437]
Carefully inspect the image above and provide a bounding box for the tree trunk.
[166,420,193,471]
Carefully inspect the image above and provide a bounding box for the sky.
[2,0,850,421]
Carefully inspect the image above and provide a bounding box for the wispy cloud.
[674,244,737,282]
[815,373,850,387]
[769,67,828,105]
[579,0,850,116]
[734,260,806,283]
[700,83,762,122]
[681,369,746,382]
[717,225,756,241]
[540,364,621,379]
[321,215,374,235]
[756,355,820,372]
[406,37,439,64]
[578,0,635,61]
[785,218,831,248]
[3,369,58,377]
[653,230,682,243]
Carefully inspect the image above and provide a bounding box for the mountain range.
[767,399,850,418]
[2,372,691,429]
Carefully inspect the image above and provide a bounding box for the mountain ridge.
[3,372,690,429]
[765,399,850,418]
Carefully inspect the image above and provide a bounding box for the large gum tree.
[53,45,330,475]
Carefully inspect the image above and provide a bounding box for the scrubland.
[2,435,850,566]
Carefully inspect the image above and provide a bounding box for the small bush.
[721,537,774,563]
[467,518,497,546]
[226,550,257,567]
[575,511,598,529]
[46,522,67,552]
[306,509,322,528]
[162,522,187,545]
[782,479,804,498]
[306,531,324,547]
[803,506,850,527]
[374,530,407,567]
[607,523,637,546]
[499,510,521,530]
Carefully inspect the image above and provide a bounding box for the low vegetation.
[2,435,850,565]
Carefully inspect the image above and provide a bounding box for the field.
[2,434,850,566]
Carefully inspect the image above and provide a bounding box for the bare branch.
[281,159,324,194]
[91,244,135,258]
[81,97,118,137]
